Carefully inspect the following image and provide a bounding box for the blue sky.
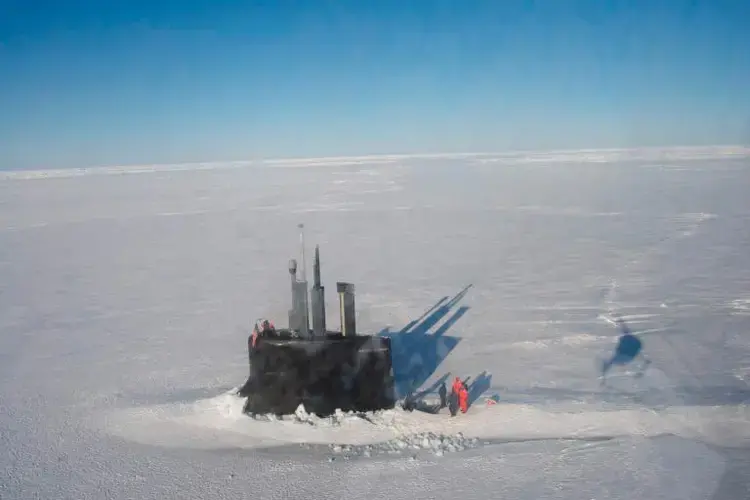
[1,0,748,169]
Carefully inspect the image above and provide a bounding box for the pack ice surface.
[1,148,749,500]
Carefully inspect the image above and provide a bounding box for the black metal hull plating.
[238,333,396,417]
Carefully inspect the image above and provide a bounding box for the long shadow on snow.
[464,371,493,409]
[379,284,472,400]
[412,372,452,401]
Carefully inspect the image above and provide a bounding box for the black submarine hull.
[238,332,396,417]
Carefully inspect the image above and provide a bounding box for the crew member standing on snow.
[458,379,469,413]
[438,381,447,409]
[451,376,462,394]
[449,377,464,416]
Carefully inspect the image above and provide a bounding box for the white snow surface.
[1,150,750,499]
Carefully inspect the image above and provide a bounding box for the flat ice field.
[1,147,750,499]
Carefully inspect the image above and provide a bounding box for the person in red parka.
[458,380,469,413]
[451,376,462,394]
[451,377,470,414]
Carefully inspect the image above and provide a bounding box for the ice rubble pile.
[329,431,480,458]
[248,404,374,426]
[250,404,481,457]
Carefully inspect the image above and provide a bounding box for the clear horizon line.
[4,143,749,174]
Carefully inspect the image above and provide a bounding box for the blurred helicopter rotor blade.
[614,315,631,335]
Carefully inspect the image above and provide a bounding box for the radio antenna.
[298,223,307,283]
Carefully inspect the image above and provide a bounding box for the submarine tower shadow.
[378,284,472,400]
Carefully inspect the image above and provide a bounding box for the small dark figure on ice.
[438,382,447,409]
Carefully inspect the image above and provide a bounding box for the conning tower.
[238,226,395,417]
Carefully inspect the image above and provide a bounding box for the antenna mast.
[298,223,307,283]
[297,223,310,335]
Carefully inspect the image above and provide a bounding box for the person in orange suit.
[458,379,469,413]
[451,377,470,414]
[451,376,462,395]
